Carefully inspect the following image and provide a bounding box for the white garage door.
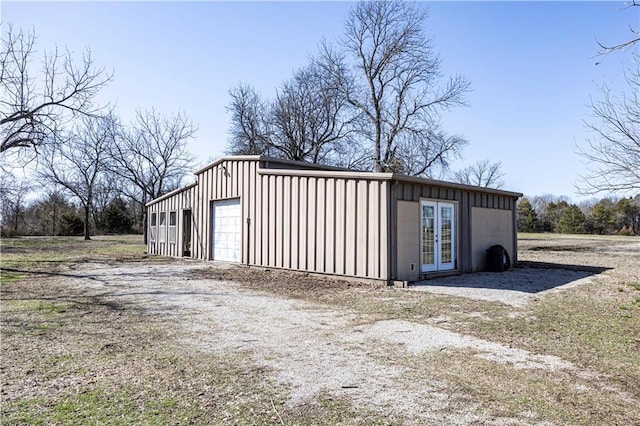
[211,199,241,262]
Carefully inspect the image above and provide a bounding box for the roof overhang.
[149,155,523,207]
[390,174,523,198]
[145,181,197,207]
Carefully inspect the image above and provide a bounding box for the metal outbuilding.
[146,156,522,284]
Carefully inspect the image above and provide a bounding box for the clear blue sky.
[2,1,637,201]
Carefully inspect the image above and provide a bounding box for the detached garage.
[146,156,522,284]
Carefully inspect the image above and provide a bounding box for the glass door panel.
[421,201,456,273]
[421,202,437,272]
[438,203,455,270]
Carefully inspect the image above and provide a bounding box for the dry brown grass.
[1,237,392,425]
[206,233,640,424]
[2,234,639,424]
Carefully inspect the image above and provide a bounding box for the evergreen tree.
[556,204,587,234]
[58,212,85,236]
[590,201,615,234]
[615,197,640,235]
[517,198,538,232]
[102,197,133,234]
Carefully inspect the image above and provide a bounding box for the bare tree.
[89,173,119,232]
[577,56,640,195]
[0,171,32,236]
[38,115,115,240]
[322,0,470,175]
[452,159,505,188]
[226,84,272,156]
[0,25,111,165]
[226,60,357,165]
[270,60,356,163]
[596,1,639,58]
[110,109,197,243]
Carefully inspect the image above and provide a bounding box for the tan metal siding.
[335,178,345,275]
[325,178,335,274]
[146,184,195,258]
[316,178,326,272]
[241,161,250,264]
[290,177,299,270]
[368,180,380,278]
[356,180,368,276]
[380,181,390,279]
[390,181,519,276]
[250,161,257,265]
[396,200,420,281]
[255,164,263,265]
[308,177,317,271]
[251,170,389,280]
[151,157,539,281]
[298,177,308,270]
[282,176,291,269]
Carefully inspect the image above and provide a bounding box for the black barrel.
[486,244,508,272]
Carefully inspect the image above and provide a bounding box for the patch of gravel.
[360,319,574,371]
[51,261,607,424]
[411,268,597,307]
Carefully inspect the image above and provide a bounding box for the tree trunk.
[374,124,382,172]
[52,206,57,236]
[84,205,91,240]
[13,205,19,234]
[142,205,148,246]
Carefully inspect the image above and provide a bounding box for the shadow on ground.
[410,263,612,307]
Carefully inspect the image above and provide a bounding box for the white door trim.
[420,200,456,273]
[211,198,242,262]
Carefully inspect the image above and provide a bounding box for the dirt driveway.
[48,257,636,425]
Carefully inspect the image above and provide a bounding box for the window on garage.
[149,212,157,243]
[159,211,166,243]
[168,211,177,244]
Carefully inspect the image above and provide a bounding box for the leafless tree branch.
[38,114,116,239]
[325,0,470,175]
[452,159,506,188]
[577,54,640,195]
[0,24,112,166]
[108,109,197,244]
[594,1,639,61]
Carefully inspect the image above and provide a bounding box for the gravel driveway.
[57,260,607,424]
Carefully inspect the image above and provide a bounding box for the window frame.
[168,210,177,244]
[149,212,157,243]
[159,211,167,243]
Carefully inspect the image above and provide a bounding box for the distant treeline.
[1,192,140,238]
[517,195,640,235]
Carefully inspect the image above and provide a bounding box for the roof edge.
[153,156,522,206]
[259,156,354,172]
[258,167,393,180]
[391,173,523,198]
[145,181,197,206]
[194,155,355,175]
[194,155,262,175]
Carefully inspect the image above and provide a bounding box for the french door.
[421,201,456,272]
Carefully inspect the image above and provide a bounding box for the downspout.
[386,178,395,286]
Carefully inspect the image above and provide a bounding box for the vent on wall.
[410,263,415,271]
